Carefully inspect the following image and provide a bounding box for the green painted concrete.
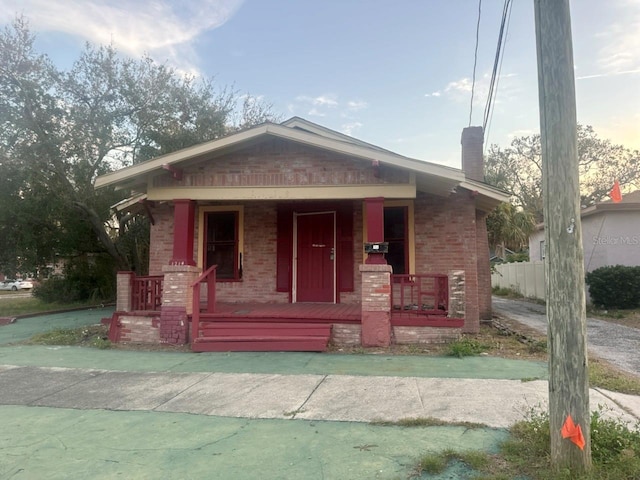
[0,306,547,380]
[0,405,507,480]
[0,345,548,380]
[0,307,114,345]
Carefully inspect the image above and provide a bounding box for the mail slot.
[364,242,389,254]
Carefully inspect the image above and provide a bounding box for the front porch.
[110,270,465,351]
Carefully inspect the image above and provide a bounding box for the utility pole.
[534,0,592,472]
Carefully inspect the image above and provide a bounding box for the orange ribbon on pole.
[561,415,585,450]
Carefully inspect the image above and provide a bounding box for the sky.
[0,0,638,169]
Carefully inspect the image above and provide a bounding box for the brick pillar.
[360,263,392,347]
[116,271,134,312]
[160,264,201,345]
[461,126,484,181]
[448,270,465,319]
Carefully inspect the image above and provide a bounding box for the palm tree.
[487,202,536,261]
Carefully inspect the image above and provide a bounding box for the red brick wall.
[476,210,492,320]
[414,191,480,333]
[153,139,410,189]
[149,204,174,276]
[149,200,363,304]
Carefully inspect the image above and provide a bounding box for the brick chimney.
[461,126,484,182]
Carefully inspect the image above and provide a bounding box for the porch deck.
[202,302,362,324]
[201,302,462,327]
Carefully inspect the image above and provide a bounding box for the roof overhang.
[459,180,511,212]
[95,117,508,210]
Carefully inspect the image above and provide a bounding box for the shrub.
[585,265,640,309]
[447,337,489,358]
[33,255,116,304]
[505,252,529,263]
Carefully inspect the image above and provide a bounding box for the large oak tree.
[0,17,276,277]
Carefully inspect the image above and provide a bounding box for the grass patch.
[370,416,486,429]
[587,306,640,329]
[27,325,111,349]
[0,297,103,317]
[412,407,640,479]
[415,448,491,476]
[589,358,640,396]
[492,286,525,298]
[447,336,489,358]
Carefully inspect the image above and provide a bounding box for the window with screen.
[205,211,241,280]
[384,206,408,275]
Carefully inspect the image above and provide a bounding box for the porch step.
[192,322,332,352]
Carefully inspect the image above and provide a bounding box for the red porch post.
[160,199,199,345]
[171,199,196,266]
[364,197,386,265]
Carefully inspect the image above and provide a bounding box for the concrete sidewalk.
[1,363,639,429]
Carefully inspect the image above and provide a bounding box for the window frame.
[197,205,244,282]
[362,200,415,275]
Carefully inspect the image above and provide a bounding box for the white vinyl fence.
[491,261,546,301]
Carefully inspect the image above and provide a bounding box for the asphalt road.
[492,296,640,378]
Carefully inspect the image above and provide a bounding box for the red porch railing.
[191,265,217,342]
[131,275,163,311]
[391,274,448,316]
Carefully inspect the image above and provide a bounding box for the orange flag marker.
[561,415,585,450]
[610,179,622,203]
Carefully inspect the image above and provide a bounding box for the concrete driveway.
[492,296,640,378]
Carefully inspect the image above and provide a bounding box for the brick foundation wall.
[118,314,160,343]
[393,326,461,344]
[331,324,362,346]
[159,306,188,345]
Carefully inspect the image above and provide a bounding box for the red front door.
[295,212,335,302]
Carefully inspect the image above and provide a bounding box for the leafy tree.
[0,16,277,279]
[485,125,640,221]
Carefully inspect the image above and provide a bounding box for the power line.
[469,0,482,127]
[483,0,513,136]
[485,0,513,148]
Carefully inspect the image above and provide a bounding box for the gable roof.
[95,117,508,209]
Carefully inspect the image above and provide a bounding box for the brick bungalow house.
[96,117,507,351]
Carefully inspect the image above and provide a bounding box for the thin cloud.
[0,0,244,73]
[341,122,363,136]
[435,72,519,108]
[577,69,640,80]
[595,1,640,73]
[295,94,339,107]
[346,100,368,110]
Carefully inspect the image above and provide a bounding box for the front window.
[205,211,241,280]
[384,206,408,274]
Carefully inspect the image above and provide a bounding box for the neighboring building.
[529,190,640,272]
[96,118,507,351]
